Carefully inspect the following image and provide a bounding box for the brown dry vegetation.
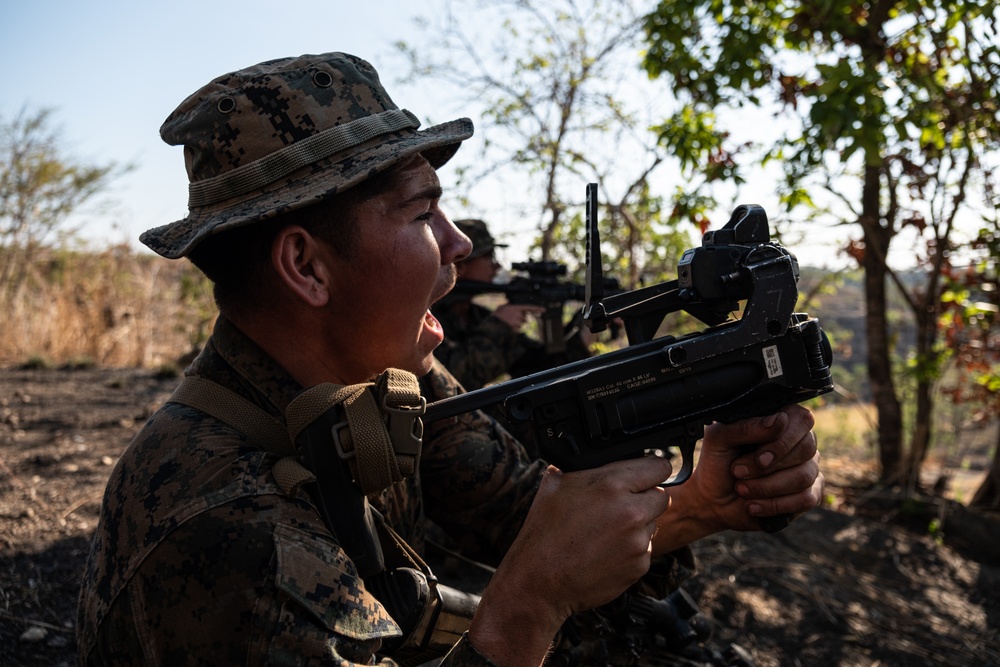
[1,250,999,666]
[0,246,216,369]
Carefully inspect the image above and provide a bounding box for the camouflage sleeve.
[434,314,541,391]
[418,357,696,583]
[418,360,547,563]
[81,401,510,667]
[86,490,403,666]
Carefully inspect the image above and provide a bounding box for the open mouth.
[424,271,456,343]
[424,309,442,332]
[423,309,444,347]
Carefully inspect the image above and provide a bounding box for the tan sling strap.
[171,372,471,663]
[168,376,316,495]
[170,369,425,498]
[170,376,295,455]
[285,368,426,497]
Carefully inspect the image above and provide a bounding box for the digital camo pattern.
[77,316,531,666]
[416,358,547,563]
[141,52,473,259]
[77,315,692,665]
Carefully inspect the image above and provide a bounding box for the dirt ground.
[1,366,999,667]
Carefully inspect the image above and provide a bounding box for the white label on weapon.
[763,345,782,378]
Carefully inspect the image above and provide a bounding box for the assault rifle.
[425,184,834,501]
[451,260,622,354]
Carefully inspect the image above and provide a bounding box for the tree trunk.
[907,379,934,492]
[859,165,904,483]
[904,300,938,492]
[970,425,1000,510]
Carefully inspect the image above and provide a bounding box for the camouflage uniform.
[76,52,695,667]
[77,316,693,665]
[77,316,547,665]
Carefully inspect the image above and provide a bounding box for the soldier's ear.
[271,225,332,308]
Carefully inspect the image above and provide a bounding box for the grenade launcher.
[424,183,834,491]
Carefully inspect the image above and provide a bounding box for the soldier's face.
[323,156,472,382]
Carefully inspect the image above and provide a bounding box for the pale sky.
[1,0,469,250]
[1,0,868,269]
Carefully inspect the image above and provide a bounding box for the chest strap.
[168,375,315,494]
[285,370,426,497]
[167,369,425,497]
[168,371,474,663]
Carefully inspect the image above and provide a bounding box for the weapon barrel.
[424,341,651,422]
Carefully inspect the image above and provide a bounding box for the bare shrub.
[0,245,216,368]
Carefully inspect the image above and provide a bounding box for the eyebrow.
[397,184,444,209]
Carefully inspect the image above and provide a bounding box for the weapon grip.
[758,513,794,533]
[735,443,794,533]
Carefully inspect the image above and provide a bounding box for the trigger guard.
[657,446,694,488]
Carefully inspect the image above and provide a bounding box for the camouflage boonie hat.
[141,52,474,259]
[455,219,507,260]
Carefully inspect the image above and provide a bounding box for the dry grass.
[810,401,882,489]
[0,246,216,369]
[810,400,995,507]
[812,401,879,453]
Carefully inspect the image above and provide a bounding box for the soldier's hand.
[470,456,673,667]
[655,404,822,551]
[493,303,546,332]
